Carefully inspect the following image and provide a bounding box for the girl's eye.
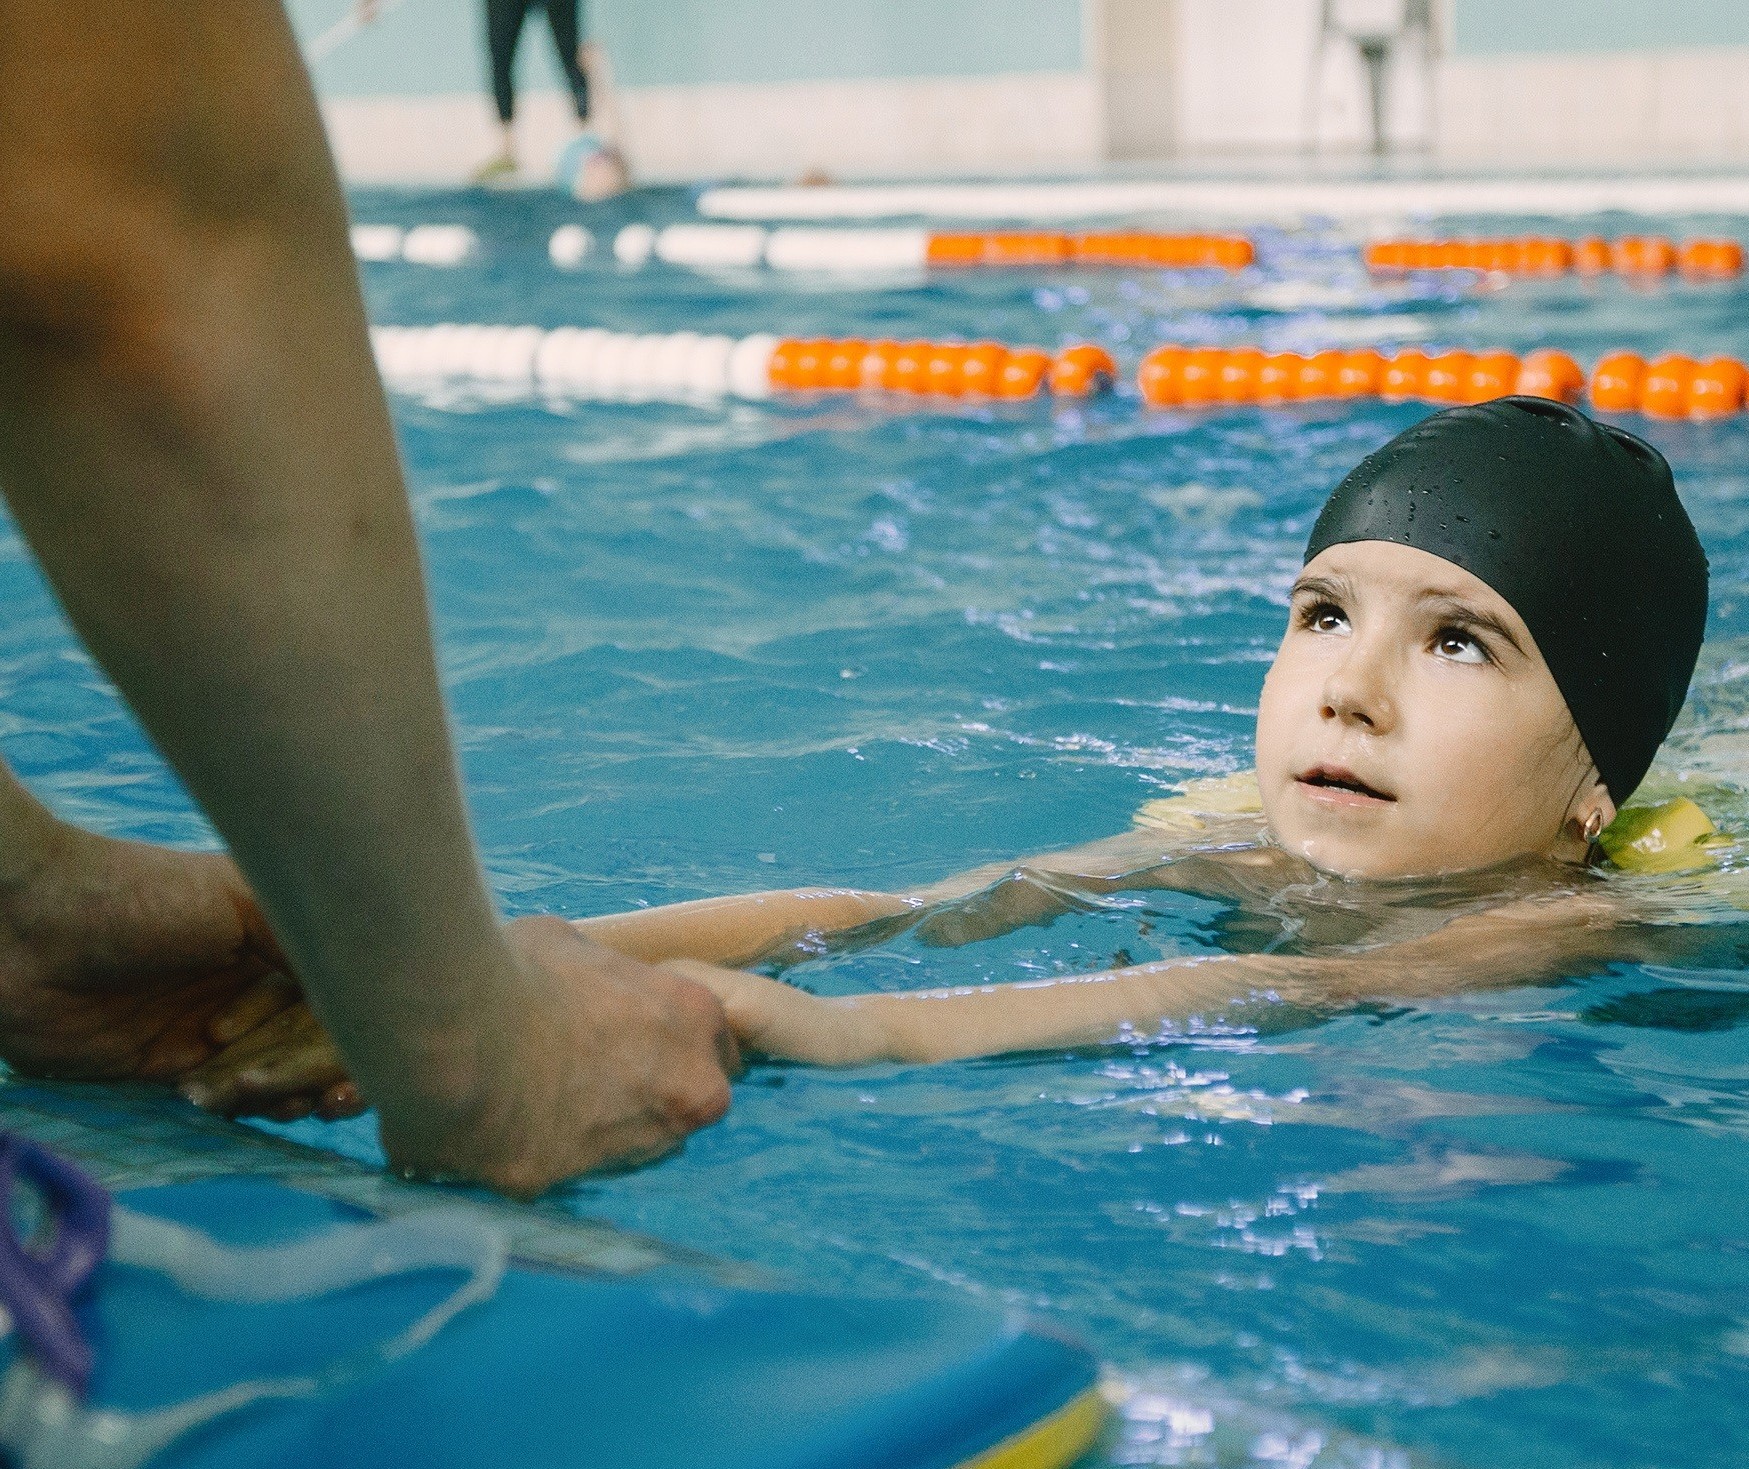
[1299,600,1349,635]
[1434,628,1489,664]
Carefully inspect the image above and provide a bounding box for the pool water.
[7,186,1749,1468]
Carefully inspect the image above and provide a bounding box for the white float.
[763,228,931,272]
[350,225,406,262]
[726,334,779,400]
[654,224,768,269]
[548,225,594,268]
[612,224,658,267]
[371,326,788,403]
[399,224,480,266]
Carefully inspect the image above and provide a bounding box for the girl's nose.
[1320,642,1396,734]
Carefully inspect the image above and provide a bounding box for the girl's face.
[1255,540,1613,879]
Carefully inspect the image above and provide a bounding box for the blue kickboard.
[30,1177,1099,1469]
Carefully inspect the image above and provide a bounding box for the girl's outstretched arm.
[668,888,1632,1066]
[569,813,1268,967]
[572,889,917,967]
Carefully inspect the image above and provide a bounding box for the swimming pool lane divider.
[353,223,1250,274]
[370,326,1749,419]
[696,175,1749,222]
[1366,234,1744,278]
[1135,345,1749,419]
[368,326,1119,403]
[358,222,1741,288]
[586,224,1254,272]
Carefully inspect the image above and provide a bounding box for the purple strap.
[0,1131,111,1398]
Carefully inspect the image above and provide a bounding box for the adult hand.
[189,920,744,1192]
[372,918,739,1198]
[180,996,363,1123]
[0,817,347,1117]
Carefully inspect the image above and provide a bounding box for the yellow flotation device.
[1133,771,1263,833]
[1133,774,1723,875]
[1596,796,1723,873]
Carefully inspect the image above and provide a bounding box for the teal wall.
[289,0,1084,98]
[1452,0,1749,57]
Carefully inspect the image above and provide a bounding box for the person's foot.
[470,149,518,186]
[0,818,360,1120]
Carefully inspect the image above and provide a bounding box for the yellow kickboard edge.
[958,1386,1109,1469]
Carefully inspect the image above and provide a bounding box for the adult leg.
[543,0,590,121]
[478,0,530,176]
[485,0,529,124]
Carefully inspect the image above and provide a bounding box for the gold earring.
[1582,810,1605,844]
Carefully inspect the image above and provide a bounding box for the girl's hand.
[181,992,365,1122]
[659,959,884,1066]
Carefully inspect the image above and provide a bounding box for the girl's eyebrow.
[1289,573,1350,602]
[1418,592,1527,656]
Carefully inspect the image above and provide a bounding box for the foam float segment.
[10,1177,1106,1469]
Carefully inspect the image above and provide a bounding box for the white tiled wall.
[1438,47,1749,165]
[322,73,1101,185]
[616,72,1102,181]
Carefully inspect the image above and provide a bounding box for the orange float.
[1137,345,1187,406]
[1216,347,1266,402]
[1256,352,1305,403]
[1515,349,1584,404]
[1333,349,1385,398]
[1639,354,1697,417]
[1364,240,1407,271]
[1463,351,1521,404]
[860,340,903,391]
[1422,351,1476,404]
[1523,238,1574,275]
[1139,235,1188,267]
[1680,238,1747,278]
[767,338,805,390]
[1177,347,1225,404]
[1614,236,1678,276]
[1379,349,1430,401]
[1687,357,1748,417]
[959,342,1008,396]
[983,233,1074,267]
[1049,344,1117,397]
[787,339,831,391]
[1295,350,1343,400]
[890,341,933,393]
[923,234,986,267]
[1072,233,1129,266]
[1573,236,1612,275]
[1477,241,1516,273]
[1210,237,1256,269]
[824,339,869,391]
[925,343,969,396]
[997,348,1051,400]
[1588,352,1646,412]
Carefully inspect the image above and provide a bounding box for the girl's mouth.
[1296,765,1396,804]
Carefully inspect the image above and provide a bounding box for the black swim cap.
[1304,397,1707,802]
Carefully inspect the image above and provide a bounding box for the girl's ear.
[1568,778,1617,845]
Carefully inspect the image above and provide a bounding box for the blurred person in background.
[475,0,592,183]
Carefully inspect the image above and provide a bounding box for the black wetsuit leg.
[485,0,533,124]
[542,0,590,120]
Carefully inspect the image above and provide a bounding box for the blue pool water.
[7,187,1749,1467]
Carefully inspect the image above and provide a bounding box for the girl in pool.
[190,397,1721,1094]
